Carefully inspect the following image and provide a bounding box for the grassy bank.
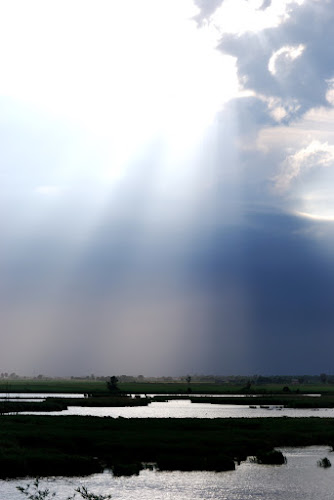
[4,393,334,414]
[0,396,151,414]
[0,379,105,394]
[188,395,334,408]
[1,416,334,477]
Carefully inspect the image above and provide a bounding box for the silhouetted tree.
[107,375,119,393]
[242,379,252,393]
[320,373,328,384]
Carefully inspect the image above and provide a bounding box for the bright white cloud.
[262,95,301,122]
[268,44,305,76]
[296,188,334,221]
[207,0,305,36]
[326,78,334,105]
[256,106,334,221]
[258,107,334,154]
[275,140,334,191]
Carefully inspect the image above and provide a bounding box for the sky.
[1,0,334,377]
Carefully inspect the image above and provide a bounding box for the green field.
[0,379,105,394]
[1,379,333,395]
[119,382,334,395]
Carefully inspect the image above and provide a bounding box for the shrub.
[17,478,112,500]
[317,457,331,468]
[253,450,286,465]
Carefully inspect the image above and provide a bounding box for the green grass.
[1,379,334,396]
[0,379,105,394]
[249,384,334,394]
[0,396,151,414]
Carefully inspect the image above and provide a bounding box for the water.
[0,393,84,401]
[3,446,334,499]
[130,393,321,398]
[19,399,334,418]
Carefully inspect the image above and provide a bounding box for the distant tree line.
[1,373,334,385]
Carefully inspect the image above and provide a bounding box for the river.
[18,398,334,418]
[1,393,328,419]
[4,446,334,499]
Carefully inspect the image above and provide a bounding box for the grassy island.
[0,416,334,478]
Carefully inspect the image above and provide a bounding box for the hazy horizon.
[1,0,334,377]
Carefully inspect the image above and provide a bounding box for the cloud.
[205,0,334,224]
[275,140,334,191]
[216,0,334,125]
[2,1,334,377]
[193,0,223,24]
[2,204,334,376]
[268,44,305,76]
[259,0,272,9]
[326,78,334,105]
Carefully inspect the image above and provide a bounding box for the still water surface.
[4,446,334,499]
[0,393,84,401]
[20,399,334,418]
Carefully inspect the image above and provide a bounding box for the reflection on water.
[4,447,334,500]
[0,393,84,401]
[130,393,322,398]
[19,399,334,418]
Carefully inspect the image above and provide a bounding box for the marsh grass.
[1,416,334,477]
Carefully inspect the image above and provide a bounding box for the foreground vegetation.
[18,478,111,500]
[1,415,334,478]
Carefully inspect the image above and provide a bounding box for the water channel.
[16,398,334,418]
[0,391,329,417]
[0,393,85,402]
[3,446,334,499]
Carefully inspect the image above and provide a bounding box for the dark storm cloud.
[189,211,334,374]
[186,211,334,303]
[218,1,334,122]
[77,209,334,374]
[1,189,334,375]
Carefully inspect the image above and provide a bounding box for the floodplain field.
[1,379,334,395]
[2,379,334,413]
[1,416,334,478]
[4,393,334,413]
[4,393,334,415]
